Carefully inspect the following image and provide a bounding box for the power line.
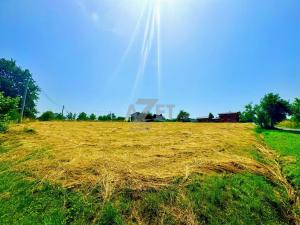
[41,90,63,108]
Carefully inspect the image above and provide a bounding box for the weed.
[99,202,123,225]
[0,122,8,133]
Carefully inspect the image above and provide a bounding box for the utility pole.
[110,111,113,121]
[19,79,30,123]
[61,105,65,117]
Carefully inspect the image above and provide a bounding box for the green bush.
[0,122,8,133]
[39,111,56,121]
[291,98,300,123]
[99,203,123,225]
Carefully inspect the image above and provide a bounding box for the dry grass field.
[0,122,274,189]
[1,122,299,224]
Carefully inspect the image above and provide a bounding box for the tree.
[66,112,76,120]
[291,98,300,122]
[98,113,116,121]
[254,93,291,129]
[177,110,190,122]
[145,112,153,120]
[208,113,214,121]
[90,113,97,121]
[0,58,40,118]
[55,113,65,120]
[0,92,19,122]
[39,111,56,121]
[240,103,255,122]
[111,113,116,120]
[77,112,88,121]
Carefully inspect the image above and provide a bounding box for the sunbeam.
[132,0,162,99]
[106,0,148,87]
[99,0,195,99]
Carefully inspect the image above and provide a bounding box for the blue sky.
[0,0,299,118]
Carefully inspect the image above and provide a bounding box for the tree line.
[38,111,125,122]
[0,58,299,131]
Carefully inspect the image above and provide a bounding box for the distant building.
[130,113,166,122]
[152,114,166,122]
[218,112,240,122]
[130,112,148,122]
[197,112,240,123]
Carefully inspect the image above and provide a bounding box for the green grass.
[0,171,101,225]
[259,129,300,188]
[0,164,290,225]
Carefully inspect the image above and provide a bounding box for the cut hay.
[0,122,267,190]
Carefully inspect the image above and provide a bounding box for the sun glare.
[105,0,195,98]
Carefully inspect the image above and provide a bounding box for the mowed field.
[2,122,265,189]
[0,122,299,224]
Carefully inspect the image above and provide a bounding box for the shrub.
[0,122,8,133]
[0,92,19,121]
[291,98,300,122]
[77,112,88,121]
[99,203,123,225]
[39,111,56,121]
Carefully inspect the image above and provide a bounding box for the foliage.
[0,92,20,121]
[115,117,125,121]
[279,120,300,129]
[0,122,8,133]
[99,203,123,225]
[177,110,190,122]
[208,113,214,120]
[291,98,300,122]
[259,129,300,188]
[89,113,97,121]
[66,112,76,121]
[145,112,153,120]
[0,92,19,132]
[240,103,255,122]
[0,58,40,118]
[39,111,56,121]
[98,113,116,121]
[254,93,291,129]
[77,112,88,121]
[55,113,65,121]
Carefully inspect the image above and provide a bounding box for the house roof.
[218,112,240,115]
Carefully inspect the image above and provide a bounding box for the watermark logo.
[126,99,175,125]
